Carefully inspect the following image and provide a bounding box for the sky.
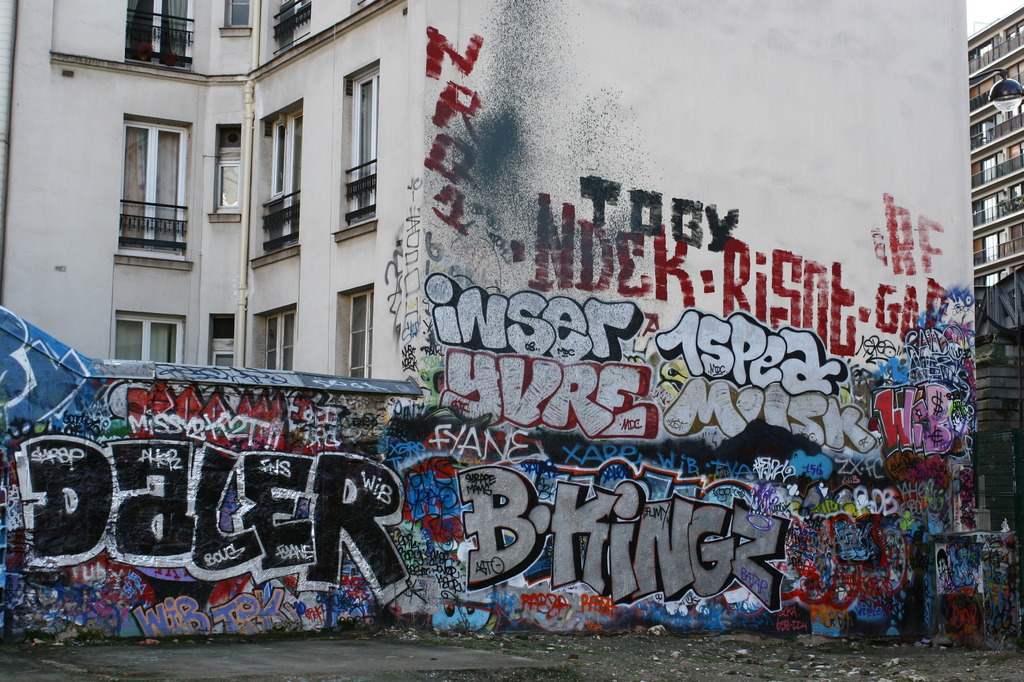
[968,0,1024,35]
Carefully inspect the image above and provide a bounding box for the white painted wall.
[1,1,968,384]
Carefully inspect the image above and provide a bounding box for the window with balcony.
[115,315,183,363]
[216,126,241,211]
[969,40,992,63]
[984,232,1005,263]
[345,71,378,224]
[121,121,188,252]
[980,154,1000,184]
[971,114,999,148]
[274,0,311,50]
[225,0,250,26]
[263,112,302,250]
[262,309,295,370]
[126,1,194,69]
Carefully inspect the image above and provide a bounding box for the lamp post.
[971,67,1024,112]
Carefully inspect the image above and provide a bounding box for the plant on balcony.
[161,51,180,67]
[136,42,154,61]
[998,195,1024,217]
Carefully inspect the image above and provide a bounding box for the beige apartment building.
[970,4,1024,291]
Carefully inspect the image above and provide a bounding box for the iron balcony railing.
[125,9,194,69]
[971,112,1024,149]
[974,232,1024,266]
[263,190,300,250]
[274,0,312,45]
[974,195,1024,227]
[970,31,1024,75]
[119,200,187,251]
[970,90,992,112]
[345,159,377,224]
[973,154,1024,187]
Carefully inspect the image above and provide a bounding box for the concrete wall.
[976,333,1023,433]
[933,532,1019,648]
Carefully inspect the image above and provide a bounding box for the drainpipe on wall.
[0,0,17,305]
[0,1,15,644]
[234,0,263,366]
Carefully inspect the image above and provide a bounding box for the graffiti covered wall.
[384,0,1007,642]
[0,306,421,637]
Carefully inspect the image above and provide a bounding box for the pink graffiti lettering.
[442,349,659,439]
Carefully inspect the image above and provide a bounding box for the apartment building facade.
[1,0,412,380]
[970,5,1024,289]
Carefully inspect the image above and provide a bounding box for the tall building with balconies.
[970,5,1024,291]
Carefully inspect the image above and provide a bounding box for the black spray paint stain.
[471,106,525,192]
[467,0,653,247]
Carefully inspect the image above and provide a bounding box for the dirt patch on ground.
[392,629,1024,681]
[6,628,1023,681]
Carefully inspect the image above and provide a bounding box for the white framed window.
[263,309,295,370]
[264,111,302,249]
[115,315,184,363]
[225,0,249,26]
[121,121,188,251]
[345,70,378,224]
[348,291,373,377]
[209,315,235,366]
[216,125,241,210]
[353,74,378,171]
[272,113,302,198]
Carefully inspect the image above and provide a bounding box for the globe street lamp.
[971,67,1024,112]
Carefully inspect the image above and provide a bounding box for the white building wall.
[0,0,970,378]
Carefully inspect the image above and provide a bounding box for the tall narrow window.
[217,126,241,210]
[271,115,302,199]
[126,1,194,69]
[345,71,378,224]
[263,309,295,370]
[225,0,250,26]
[121,121,188,251]
[115,315,183,363]
[264,112,302,249]
[349,291,373,377]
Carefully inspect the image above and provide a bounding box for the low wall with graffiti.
[0,306,421,637]
[932,532,1020,649]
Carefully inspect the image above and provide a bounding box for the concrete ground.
[0,637,559,681]
[4,630,1024,681]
